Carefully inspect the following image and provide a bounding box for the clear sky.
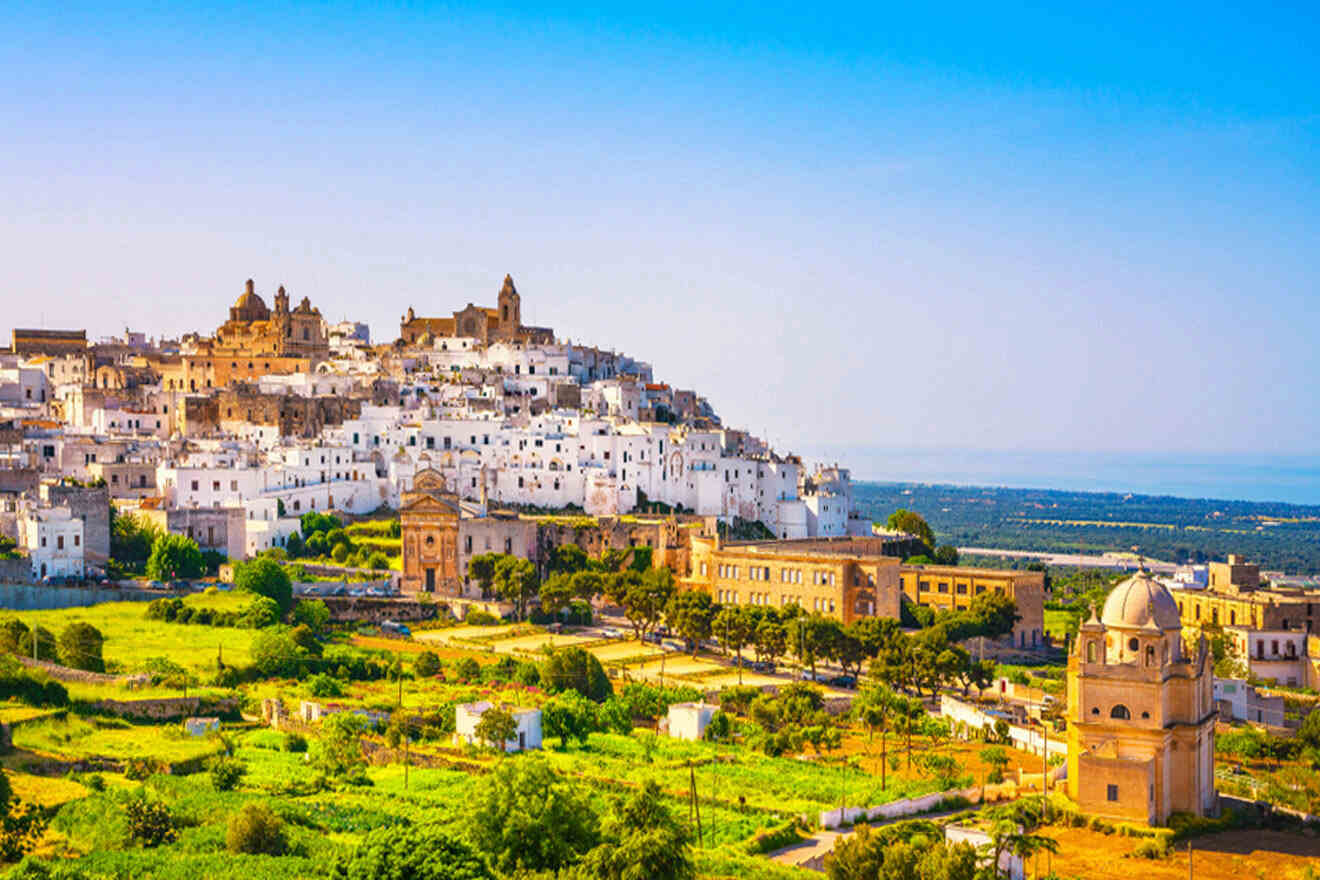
[3,2,1317,459]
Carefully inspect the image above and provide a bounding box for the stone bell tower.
[496,274,521,338]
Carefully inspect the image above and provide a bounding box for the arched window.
[1091,707,1100,715]
[1110,705,1131,720]
[1145,645,1156,666]
[1127,637,1139,652]
[1086,641,1097,663]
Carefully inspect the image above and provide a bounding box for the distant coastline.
[808,447,1320,507]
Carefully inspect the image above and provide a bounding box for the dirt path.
[1042,827,1320,880]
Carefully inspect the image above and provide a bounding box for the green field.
[16,592,256,678]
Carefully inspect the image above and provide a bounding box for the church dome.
[1100,570,1181,631]
[235,290,265,310]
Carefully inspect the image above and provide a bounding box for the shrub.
[123,796,176,847]
[307,673,346,698]
[332,822,491,880]
[366,552,389,572]
[464,609,501,626]
[1132,837,1171,859]
[226,802,287,856]
[16,627,57,663]
[282,731,309,753]
[146,533,205,581]
[453,657,481,682]
[209,757,246,792]
[331,543,350,564]
[414,650,441,678]
[239,596,282,629]
[123,758,160,781]
[251,631,303,678]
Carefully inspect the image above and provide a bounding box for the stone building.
[1066,570,1216,825]
[683,534,908,624]
[899,565,1046,650]
[399,275,554,347]
[11,329,87,356]
[399,469,465,595]
[213,280,329,360]
[1171,554,1320,634]
[138,506,246,561]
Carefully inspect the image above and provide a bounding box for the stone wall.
[321,596,439,623]
[93,696,239,721]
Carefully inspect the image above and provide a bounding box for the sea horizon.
[806,447,1320,507]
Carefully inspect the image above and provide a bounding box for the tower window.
[1127,637,1139,652]
[1110,705,1131,720]
[1107,784,1119,802]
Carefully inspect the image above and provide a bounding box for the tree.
[666,590,714,655]
[292,599,331,633]
[753,616,787,666]
[145,534,204,581]
[226,802,286,856]
[474,707,518,751]
[316,713,368,784]
[56,623,104,673]
[540,646,612,702]
[124,795,176,847]
[332,823,493,880]
[285,531,305,559]
[979,745,1010,784]
[492,556,538,620]
[240,595,281,628]
[209,756,246,791]
[539,572,576,617]
[250,631,303,678]
[414,650,441,678]
[886,509,935,551]
[787,613,837,679]
[983,817,1058,879]
[290,623,323,657]
[574,780,694,880]
[468,553,503,599]
[854,684,898,791]
[466,756,599,874]
[110,511,163,571]
[966,592,1019,640]
[17,626,57,663]
[713,606,753,681]
[605,568,675,640]
[933,544,959,565]
[542,690,598,748]
[549,543,589,575]
[366,551,390,572]
[235,557,293,616]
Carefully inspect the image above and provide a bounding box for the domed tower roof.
[230,280,270,322]
[1101,570,1181,631]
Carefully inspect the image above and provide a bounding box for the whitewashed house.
[666,702,718,741]
[22,506,84,580]
[454,701,542,752]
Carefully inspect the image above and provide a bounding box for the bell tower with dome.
[1066,569,1216,824]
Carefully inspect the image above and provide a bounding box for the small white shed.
[454,701,542,752]
[183,717,220,737]
[667,701,718,741]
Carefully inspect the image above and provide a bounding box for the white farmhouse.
[454,701,542,752]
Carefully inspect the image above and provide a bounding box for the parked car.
[600,627,623,639]
[827,675,857,689]
[750,661,775,674]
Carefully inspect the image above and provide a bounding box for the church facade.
[215,279,329,360]
[399,274,554,347]
[1066,570,1217,824]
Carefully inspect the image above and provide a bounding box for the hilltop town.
[0,279,1316,880]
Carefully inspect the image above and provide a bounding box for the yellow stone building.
[899,565,1045,649]
[399,274,554,347]
[1171,555,1320,634]
[1066,571,1216,824]
[684,534,908,624]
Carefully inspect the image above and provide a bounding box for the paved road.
[958,547,1178,573]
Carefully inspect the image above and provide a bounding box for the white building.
[1213,678,1287,727]
[454,701,542,752]
[666,702,718,741]
[22,506,84,580]
[1223,625,1309,688]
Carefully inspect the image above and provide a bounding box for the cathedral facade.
[1066,570,1217,824]
[399,274,554,347]
[214,279,329,360]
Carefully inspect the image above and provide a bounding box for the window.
[1086,641,1096,662]
[1107,784,1119,802]
[191,480,199,491]
[1127,637,1139,652]
[74,534,79,546]
[1110,705,1131,720]
[57,536,64,550]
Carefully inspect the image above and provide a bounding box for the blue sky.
[3,2,1317,460]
